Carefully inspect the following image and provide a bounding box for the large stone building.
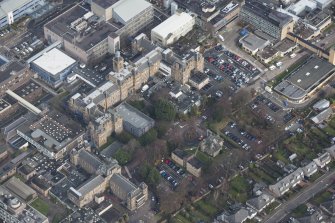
[44,0,154,64]
[70,148,121,177]
[68,34,161,124]
[69,148,147,210]
[240,0,294,40]
[68,175,108,208]
[89,113,123,148]
[162,48,204,85]
[110,173,148,211]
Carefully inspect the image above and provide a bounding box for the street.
[264,170,335,223]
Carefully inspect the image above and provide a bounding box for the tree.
[116,131,132,144]
[156,121,169,138]
[139,164,160,187]
[154,99,176,121]
[113,149,131,165]
[139,129,158,146]
[189,106,200,117]
[232,89,251,111]
[147,168,161,186]
[212,104,225,122]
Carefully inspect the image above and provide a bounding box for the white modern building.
[0,0,44,29]
[30,48,77,88]
[151,12,195,46]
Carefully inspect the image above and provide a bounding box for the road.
[264,170,335,223]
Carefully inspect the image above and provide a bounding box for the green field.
[31,198,49,216]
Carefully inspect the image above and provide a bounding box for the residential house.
[269,168,304,197]
[311,107,333,124]
[200,131,224,157]
[313,152,332,168]
[301,161,318,178]
[246,193,275,213]
[215,207,257,223]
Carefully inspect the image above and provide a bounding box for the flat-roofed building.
[0,61,31,97]
[114,102,155,137]
[17,111,85,160]
[274,56,335,102]
[31,48,77,88]
[110,173,148,211]
[173,0,240,34]
[189,72,209,90]
[17,164,36,181]
[45,0,154,64]
[240,0,294,40]
[151,12,195,46]
[239,33,270,55]
[0,0,44,29]
[31,176,51,197]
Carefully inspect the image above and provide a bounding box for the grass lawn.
[174,214,192,223]
[291,204,307,218]
[30,198,49,216]
[263,201,281,215]
[311,191,332,205]
[195,200,218,216]
[323,126,335,136]
[229,175,250,203]
[249,166,276,184]
[273,149,289,164]
[308,171,323,182]
[196,151,212,165]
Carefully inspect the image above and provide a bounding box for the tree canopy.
[154,99,176,121]
[139,128,158,146]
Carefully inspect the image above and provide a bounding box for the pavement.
[264,169,335,223]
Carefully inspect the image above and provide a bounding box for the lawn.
[30,198,50,216]
[262,201,281,215]
[228,175,251,203]
[249,165,276,184]
[291,204,307,218]
[323,126,335,136]
[273,149,289,164]
[195,200,218,216]
[311,191,332,205]
[173,213,192,223]
[308,171,323,182]
[195,151,212,165]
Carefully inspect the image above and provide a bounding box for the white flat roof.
[0,0,36,18]
[33,48,76,75]
[151,12,194,39]
[113,0,152,24]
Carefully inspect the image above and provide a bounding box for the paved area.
[264,169,335,223]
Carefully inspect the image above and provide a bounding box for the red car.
[164,159,171,165]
